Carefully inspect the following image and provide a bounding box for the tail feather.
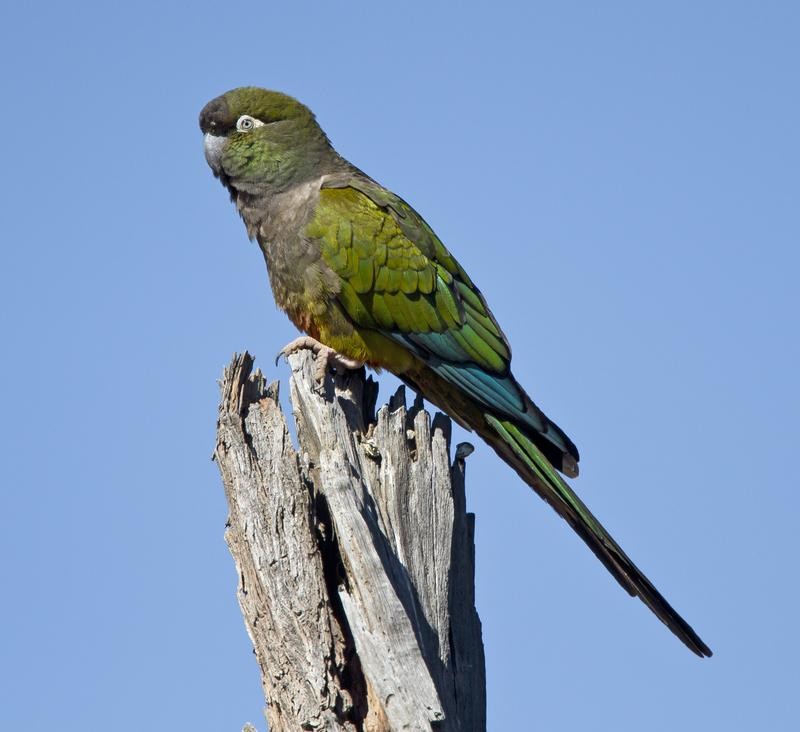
[400,362,712,657]
[484,415,712,658]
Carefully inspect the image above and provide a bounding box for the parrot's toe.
[278,336,364,387]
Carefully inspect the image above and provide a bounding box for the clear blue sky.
[2,2,798,730]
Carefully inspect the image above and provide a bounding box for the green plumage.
[307,187,474,343]
[200,86,712,658]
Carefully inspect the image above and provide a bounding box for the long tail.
[483,415,712,657]
[402,366,713,657]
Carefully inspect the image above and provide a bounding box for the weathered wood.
[214,350,486,731]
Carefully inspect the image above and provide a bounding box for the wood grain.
[214,350,485,731]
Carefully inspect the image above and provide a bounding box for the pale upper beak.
[204,133,226,174]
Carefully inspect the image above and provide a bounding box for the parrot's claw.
[277,336,364,386]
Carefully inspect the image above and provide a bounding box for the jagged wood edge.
[214,350,485,731]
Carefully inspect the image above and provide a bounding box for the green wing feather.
[307,184,485,351]
[306,180,579,471]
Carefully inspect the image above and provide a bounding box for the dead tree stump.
[214,350,486,731]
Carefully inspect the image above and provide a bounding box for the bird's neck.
[242,121,344,194]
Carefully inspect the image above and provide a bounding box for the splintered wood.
[214,350,485,732]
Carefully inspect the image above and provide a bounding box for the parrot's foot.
[277,336,364,385]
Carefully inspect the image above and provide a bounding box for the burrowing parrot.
[199,87,711,658]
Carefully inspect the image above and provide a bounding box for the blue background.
[2,2,798,729]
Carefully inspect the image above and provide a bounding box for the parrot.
[199,86,711,658]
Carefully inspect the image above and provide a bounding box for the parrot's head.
[199,87,335,194]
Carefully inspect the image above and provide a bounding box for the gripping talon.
[278,336,364,385]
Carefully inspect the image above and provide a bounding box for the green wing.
[306,178,578,468]
[307,181,510,373]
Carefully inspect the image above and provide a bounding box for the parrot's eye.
[236,115,264,132]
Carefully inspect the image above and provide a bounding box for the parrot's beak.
[204,133,226,174]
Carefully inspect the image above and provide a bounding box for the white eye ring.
[236,115,264,132]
